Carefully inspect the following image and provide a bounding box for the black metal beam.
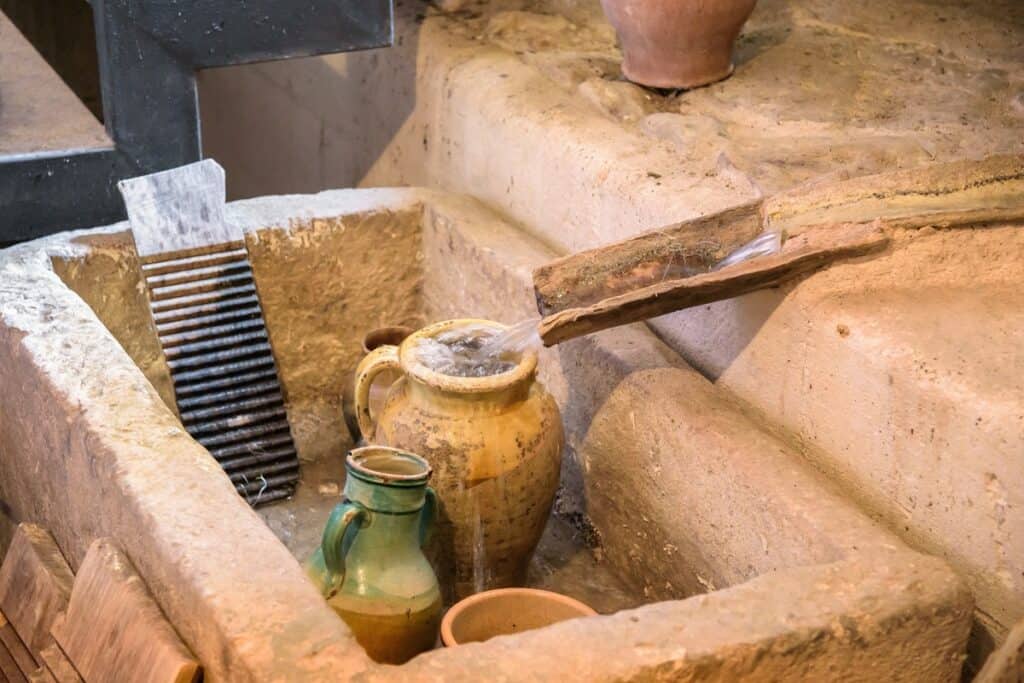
[0,0,393,244]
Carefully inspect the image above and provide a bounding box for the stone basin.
[197,0,1024,666]
[0,187,975,681]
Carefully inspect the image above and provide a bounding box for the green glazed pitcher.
[306,446,441,664]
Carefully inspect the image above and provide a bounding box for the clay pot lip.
[346,446,432,486]
[440,588,597,647]
[362,325,415,354]
[399,318,538,395]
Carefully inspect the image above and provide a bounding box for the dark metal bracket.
[0,0,393,244]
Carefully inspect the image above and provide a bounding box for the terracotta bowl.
[440,588,596,646]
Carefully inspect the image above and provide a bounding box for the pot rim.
[346,446,432,486]
[440,587,597,647]
[361,325,415,354]
[399,318,538,395]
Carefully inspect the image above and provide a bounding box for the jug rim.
[398,319,538,395]
[361,325,415,354]
[347,446,432,486]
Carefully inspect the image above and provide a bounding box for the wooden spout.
[533,154,1024,346]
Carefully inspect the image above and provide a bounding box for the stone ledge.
[581,366,906,595]
[375,552,972,682]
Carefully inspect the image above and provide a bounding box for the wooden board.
[533,153,1024,346]
[37,643,81,683]
[50,539,200,683]
[0,525,75,656]
[0,638,29,683]
[538,222,889,345]
[533,201,763,316]
[28,668,57,683]
[28,667,57,683]
[0,610,41,677]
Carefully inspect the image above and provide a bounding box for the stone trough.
[0,188,975,681]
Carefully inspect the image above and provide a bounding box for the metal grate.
[141,241,299,506]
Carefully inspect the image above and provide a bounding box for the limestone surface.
[0,188,980,679]
[222,0,1022,663]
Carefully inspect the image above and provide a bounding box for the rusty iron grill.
[142,242,299,506]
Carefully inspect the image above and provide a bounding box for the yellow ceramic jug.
[354,319,563,601]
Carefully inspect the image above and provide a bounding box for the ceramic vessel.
[600,0,758,89]
[441,588,596,646]
[342,326,414,443]
[305,446,441,664]
[354,319,564,601]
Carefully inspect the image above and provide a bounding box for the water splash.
[712,232,783,271]
[477,318,542,358]
[413,319,542,378]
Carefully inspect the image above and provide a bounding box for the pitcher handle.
[419,486,437,546]
[354,345,402,441]
[321,501,365,594]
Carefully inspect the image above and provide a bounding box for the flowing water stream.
[414,232,781,380]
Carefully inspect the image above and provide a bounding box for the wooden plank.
[0,637,28,683]
[535,154,1024,321]
[538,221,889,346]
[763,153,1024,234]
[0,611,41,676]
[532,154,1021,345]
[37,642,81,683]
[27,666,57,683]
[50,539,201,683]
[533,201,763,316]
[0,525,74,657]
[28,667,57,683]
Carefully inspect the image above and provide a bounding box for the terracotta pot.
[600,0,758,89]
[305,447,441,664]
[441,588,596,646]
[354,319,564,602]
[342,326,414,444]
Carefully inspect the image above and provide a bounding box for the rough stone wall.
[48,231,177,413]
[245,207,426,462]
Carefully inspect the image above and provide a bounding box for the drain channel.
[141,242,299,506]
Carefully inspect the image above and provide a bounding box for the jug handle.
[321,501,365,593]
[354,345,402,440]
[419,486,437,546]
